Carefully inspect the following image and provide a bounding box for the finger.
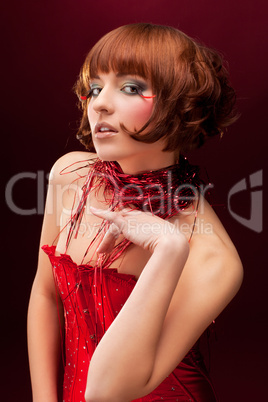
[120,208,141,216]
[97,223,121,254]
[90,206,142,221]
[90,206,134,232]
[90,206,116,221]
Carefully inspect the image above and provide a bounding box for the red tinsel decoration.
[62,156,200,267]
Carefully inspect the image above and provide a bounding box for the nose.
[92,87,114,114]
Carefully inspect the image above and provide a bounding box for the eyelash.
[88,87,102,97]
[121,84,145,96]
[86,83,146,98]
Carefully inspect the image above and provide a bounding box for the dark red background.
[2,1,267,400]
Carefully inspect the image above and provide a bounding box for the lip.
[94,122,118,139]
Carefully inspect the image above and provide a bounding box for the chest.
[55,196,152,278]
[55,180,197,278]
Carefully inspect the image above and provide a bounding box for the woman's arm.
[27,151,91,401]
[27,156,65,402]
[85,208,243,402]
[27,275,63,402]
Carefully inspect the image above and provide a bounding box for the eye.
[89,86,102,97]
[121,84,143,96]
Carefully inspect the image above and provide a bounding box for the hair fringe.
[73,23,239,153]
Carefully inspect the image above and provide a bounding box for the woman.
[28,23,243,402]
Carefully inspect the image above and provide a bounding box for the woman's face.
[87,71,175,174]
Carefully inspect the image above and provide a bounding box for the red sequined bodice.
[43,245,217,402]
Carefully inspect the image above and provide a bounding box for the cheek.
[126,101,154,125]
[87,104,95,128]
[122,99,153,129]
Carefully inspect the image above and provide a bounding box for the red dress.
[43,245,218,402]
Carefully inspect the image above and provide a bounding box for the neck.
[115,152,177,174]
[65,156,200,260]
[96,156,200,217]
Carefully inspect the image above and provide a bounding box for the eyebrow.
[116,72,136,78]
[91,72,145,80]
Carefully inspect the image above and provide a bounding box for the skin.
[27,71,243,402]
[87,71,175,173]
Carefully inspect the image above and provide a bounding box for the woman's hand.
[90,206,187,254]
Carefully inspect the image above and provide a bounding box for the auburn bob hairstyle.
[74,23,237,153]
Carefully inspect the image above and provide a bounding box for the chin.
[95,149,122,162]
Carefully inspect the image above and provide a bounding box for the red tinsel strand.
[57,156,201,349]
[64,156,200,268]
[90,156,199,214]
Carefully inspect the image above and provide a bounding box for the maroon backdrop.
[2,1,267,400]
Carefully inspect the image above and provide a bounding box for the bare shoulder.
[49,151,96,186]
[182,195,243,299]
